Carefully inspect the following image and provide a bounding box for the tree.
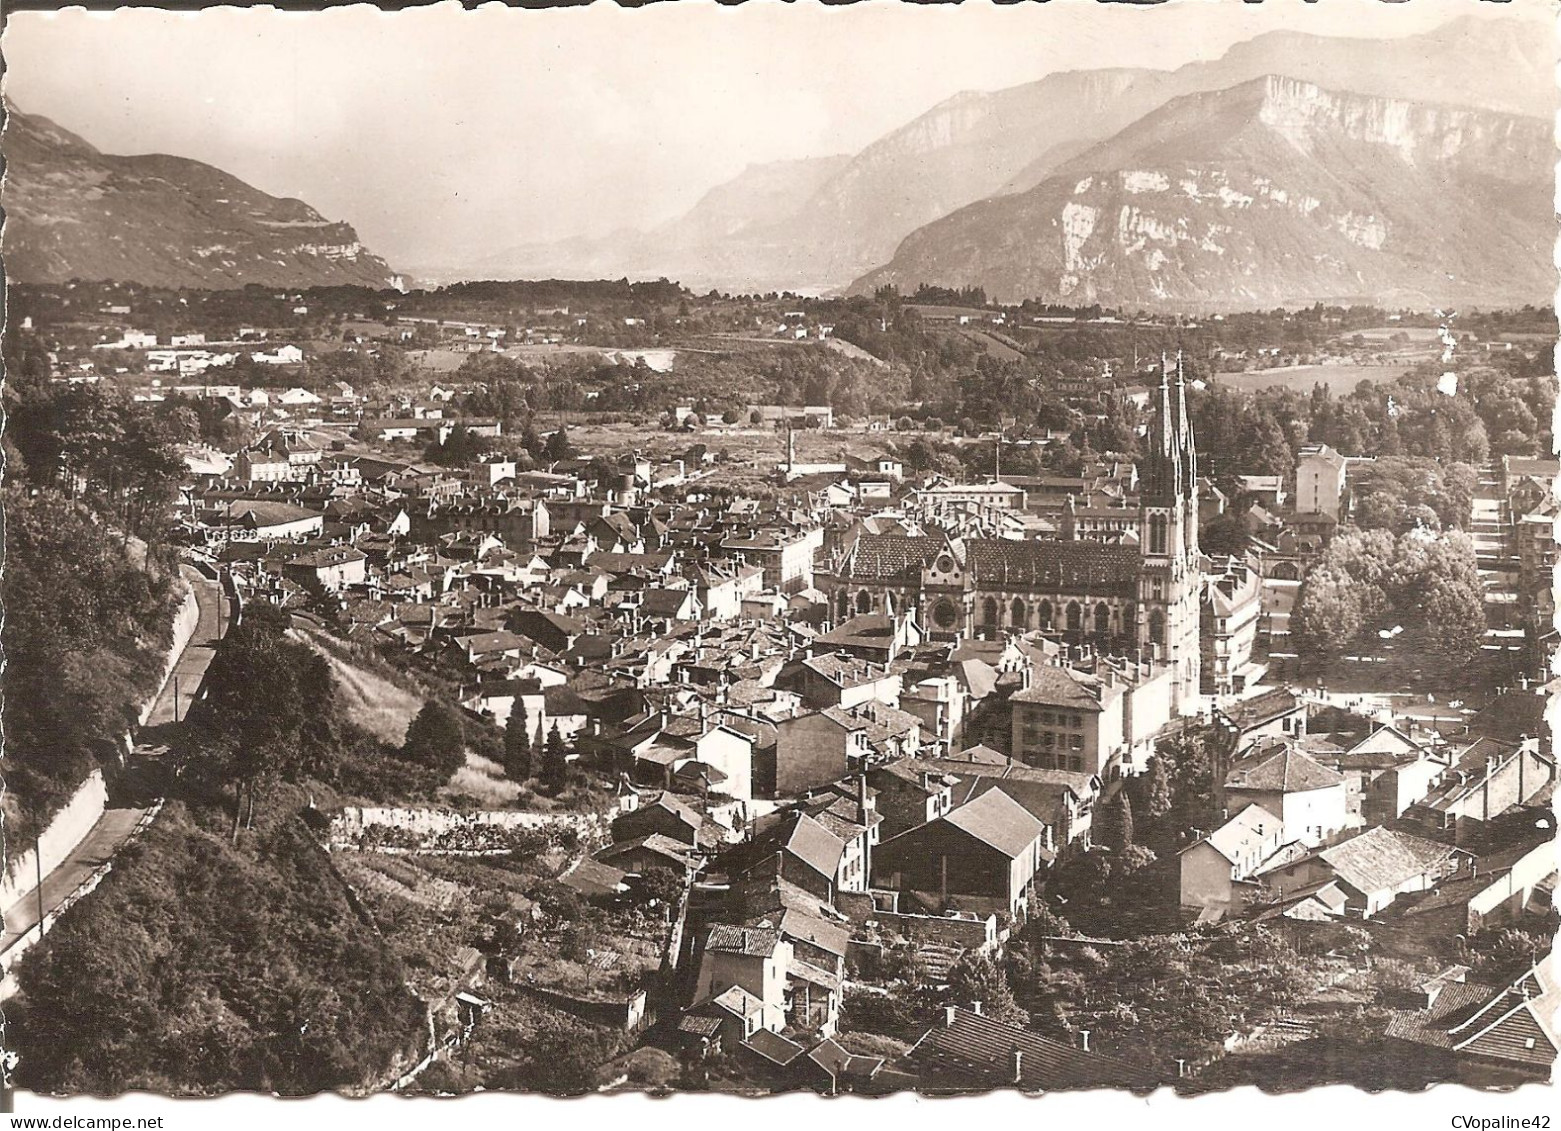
[543,425,575,462]
[186,606,339,838]
[1416,541,1487,666]
[1200,512,1251,558]
[542,724,570,791]
[1292,565,1365,663]
[630,867,685,918]
[1160,726,1218,835]
[504,703,533,782]
[947,952,1028,1025]
[1097,792,1135,854]
[400,700,466,778]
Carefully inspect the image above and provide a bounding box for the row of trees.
[1293,527,1486,667]
[4,376,194,548]
[1349,457,1478,533]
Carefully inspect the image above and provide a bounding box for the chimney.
[1011,1048,1024,1085]
[971,1001,983,1016]
[1080,1030,1091,1052]
[945,1005,958,1029]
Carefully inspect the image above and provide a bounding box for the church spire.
[1144,353,1183,504]
[1174,350,1197,495]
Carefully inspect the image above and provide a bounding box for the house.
[901,1006,1160,1092]
[1222,737,1350,848]
[1201,556,1264,698]
[283,546,367,593]
[219,501,324,541]
[762,711,870,799]
[796,778,881,894]
[1258,826,1467,918]
[812,613,922,665]
[611,791,704,847]
[907,756,1099,856]
[1009,659,1170,781]
[900,676,967,755]
[796,654,902,711]
[873,788,1048,918]
[1237,474,1286,510]
[721,528,824,594]
[1315,725,1448,826]
[1403,738,1555,845]
[1178,803,1285,920]
[1296,444,1347,520]
[868,760,957,840]
[638,587,702,623]
[595,833,705,880]
[460,677,545,734]
[740,811,848,904]
[1214,687,1306,751]
[692,926,793,1035]
[1385,952,1558,1085]
[557,856,630,902]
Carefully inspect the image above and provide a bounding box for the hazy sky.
[2,0,1549,268]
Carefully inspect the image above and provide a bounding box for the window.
[1043,733,1055,749]
[1094,603,1111,637]
[1070,756,1083,772]
[1070,715,1083,729]
[1040,711,1055,725]
[1011,598,1027,627]
[856,590,872,615]
[1069,735,1083,751]
[1037,601,1052,628]
[1066,602,1082,633]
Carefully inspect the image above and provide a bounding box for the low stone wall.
[326,805,605,853]
[875,909,999,952]
[511,981,651,1033]
[835,890,1000,952]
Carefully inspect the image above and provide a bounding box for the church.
[820,357,1203,708]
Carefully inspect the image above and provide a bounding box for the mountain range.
[852,76,1554,309]
[476,14,1556,308]
[1,105,402,290]
[3,14,1552,308]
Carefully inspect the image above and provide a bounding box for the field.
[1216,364,1410,395]
[293,625,424,744]
[1341,325,1443,343]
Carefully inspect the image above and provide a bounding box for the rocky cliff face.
[479,15,1551,298]
[2,106,402,290]
[851,77,1554,310]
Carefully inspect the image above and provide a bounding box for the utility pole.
[35,836,44,941]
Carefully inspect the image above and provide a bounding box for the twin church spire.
[1142,351,1199,506]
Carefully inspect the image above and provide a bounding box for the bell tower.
[1137,352,1202,707]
